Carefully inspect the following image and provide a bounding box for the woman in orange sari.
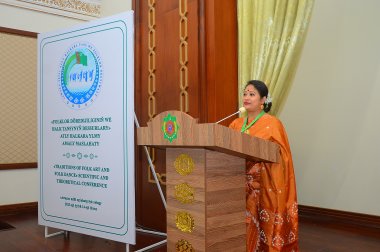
[229,80,299,251]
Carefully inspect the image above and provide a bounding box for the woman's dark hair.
[245,80,272,112]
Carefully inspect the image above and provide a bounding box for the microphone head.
[239,107,246,114]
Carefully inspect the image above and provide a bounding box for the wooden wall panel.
[134,0,238,232]
[200,0,238,125]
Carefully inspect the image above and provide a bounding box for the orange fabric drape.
[230,114,298,251]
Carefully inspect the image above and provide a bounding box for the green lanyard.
[240,110,265,133]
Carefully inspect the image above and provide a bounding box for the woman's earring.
[260,104,264,110]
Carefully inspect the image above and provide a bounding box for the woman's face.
[242,84,265,113]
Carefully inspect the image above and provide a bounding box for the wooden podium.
[137,111,279,251]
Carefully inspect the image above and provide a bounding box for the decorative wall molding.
[299,204,380,230]
[1,202,378,233]
[0,163,37,170]
[0,27,37,37]
[146,0,165,185]
[0,0,101,21]
[0,202,37,216]
[179,0,189,113]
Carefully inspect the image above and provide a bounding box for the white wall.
[101,0,132,19]
[0,1,131,206]
[280,0,380,216]
[0,169,39,205]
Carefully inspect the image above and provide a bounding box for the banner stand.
[43,227,166,252]
[133,238,167,252]
[133,112,167,252]
[43,227,166,251]
[44,226,68,238]
[133,113,167,210]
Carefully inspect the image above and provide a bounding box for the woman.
[229,80,299,251]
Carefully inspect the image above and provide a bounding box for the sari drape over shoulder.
[229,114,299,252]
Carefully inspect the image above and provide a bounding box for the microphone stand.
[215,111,240,124]
[215,107,246,124]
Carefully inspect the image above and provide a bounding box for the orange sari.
[229,114,299,252]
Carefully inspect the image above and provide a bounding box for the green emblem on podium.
[162,113,179,142]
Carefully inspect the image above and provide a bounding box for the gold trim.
[146,0,166,185]
[147,0,157,120]
[147,146,166,184]
[21,0,101,17]
[179,0,189,113]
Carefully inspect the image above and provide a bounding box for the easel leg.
[44,226,68,238]
[134,112,168,251]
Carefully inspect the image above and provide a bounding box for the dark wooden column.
[133,0,238,231]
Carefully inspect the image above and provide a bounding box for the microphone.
[215,107,246,124]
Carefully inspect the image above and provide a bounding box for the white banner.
[38,11,135,244]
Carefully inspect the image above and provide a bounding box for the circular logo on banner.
[58,42,103,109]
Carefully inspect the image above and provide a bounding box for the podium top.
[137,111,279,163]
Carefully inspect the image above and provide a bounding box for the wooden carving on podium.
[137,111,279,252]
